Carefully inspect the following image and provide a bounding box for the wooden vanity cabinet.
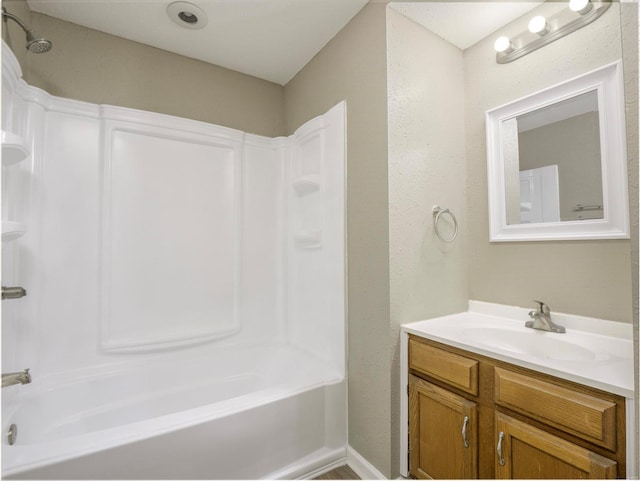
[408,335,626,479]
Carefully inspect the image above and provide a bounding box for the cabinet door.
[495,412,617,479]
[409,375,478,479]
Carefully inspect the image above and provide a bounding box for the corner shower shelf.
[294,231,322,249]
[2,130,30,166]
[292,176,320,195]
[2,221,27,241]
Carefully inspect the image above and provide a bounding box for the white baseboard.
[346,445,387,480]
[269,446,346,480]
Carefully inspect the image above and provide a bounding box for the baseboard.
[268,446,346,480]
[346,445,387,480]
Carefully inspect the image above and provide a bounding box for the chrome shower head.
[2,7,52,54]
[25,30,52,53]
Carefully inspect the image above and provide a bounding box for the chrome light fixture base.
[496,0,610,64]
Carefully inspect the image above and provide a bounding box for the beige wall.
[284,2,392,476]
[1,0,30,82]
[3,6,285,137]
[465,2,633,323]
[386,8,468,476]
[618,2,639,476]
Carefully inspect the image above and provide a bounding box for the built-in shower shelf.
[292,176,320,195]
[294,231,322,249]
[2,130,29,166]
[2,221,26,241]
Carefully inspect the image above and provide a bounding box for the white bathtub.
[2,343,346,479]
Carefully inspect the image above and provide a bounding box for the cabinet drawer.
[409,337,479,395]
[494,367,617,450]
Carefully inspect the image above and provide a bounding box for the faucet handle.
[533,300,550,314]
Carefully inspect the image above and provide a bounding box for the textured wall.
[284,2,392,476]
[23,13,285,137]
[1,0,30,82]
[465,2,633,323]
[386,8,468,476]
[618,2,639,476]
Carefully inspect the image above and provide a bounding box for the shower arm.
[2,7,30,33]
[1,6,52,53]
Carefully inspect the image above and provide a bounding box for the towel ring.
[433,205,458,243]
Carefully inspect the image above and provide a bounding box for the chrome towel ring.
[432,205,458,243]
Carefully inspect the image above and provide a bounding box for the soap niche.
[2,130,29,242]
[291,129,324,249]
[292,183,323,249]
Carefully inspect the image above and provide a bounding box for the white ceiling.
[389,2,544,50]
[27,1,545,86]
[27,0,369,86]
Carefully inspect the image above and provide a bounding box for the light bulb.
[494,36,514,53]
[569,0,592,14]
[528,16,549,35]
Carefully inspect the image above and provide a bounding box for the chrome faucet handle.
[526,300,565,333]
[532,300,550,315]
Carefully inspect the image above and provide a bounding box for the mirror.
[486,61,629,242]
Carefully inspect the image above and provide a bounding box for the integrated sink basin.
[460,327,604,361]
[401,301,634,398]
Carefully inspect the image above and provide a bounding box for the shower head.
[2,7,52,54]
[25,30,52,53]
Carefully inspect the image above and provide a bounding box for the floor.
[313,465,360,480]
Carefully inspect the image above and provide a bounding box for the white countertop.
[401,301,635,398]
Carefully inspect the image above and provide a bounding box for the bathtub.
[2,343,346,479]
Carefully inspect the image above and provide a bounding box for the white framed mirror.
[486,61,629,242]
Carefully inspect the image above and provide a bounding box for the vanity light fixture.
[528,16,550,36]
[495,0,610,64]
[569,0,593,15]
[494,36,514,54]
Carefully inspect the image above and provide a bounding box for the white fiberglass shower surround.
[1,41,346,479]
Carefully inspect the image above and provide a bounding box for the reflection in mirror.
[486,61,629,242]
[504,90,603,225]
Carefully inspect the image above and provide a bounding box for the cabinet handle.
[497,431,505,466]
[461,415,470,448]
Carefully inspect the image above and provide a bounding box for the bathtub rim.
[2,376,344,478]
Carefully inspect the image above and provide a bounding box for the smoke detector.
[167,1,208,30]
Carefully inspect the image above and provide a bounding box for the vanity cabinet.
[408,335,626,479]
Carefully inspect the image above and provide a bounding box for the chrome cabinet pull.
[461,415,470,448]
[497,431,505,466]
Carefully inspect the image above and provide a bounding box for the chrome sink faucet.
[2,369,31,388]
[526,301,566,333]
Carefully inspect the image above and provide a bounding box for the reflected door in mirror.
[519,166,560,224]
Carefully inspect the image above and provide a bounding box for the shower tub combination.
[1,41,346,479]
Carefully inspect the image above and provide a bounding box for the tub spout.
[2,369,31,388]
